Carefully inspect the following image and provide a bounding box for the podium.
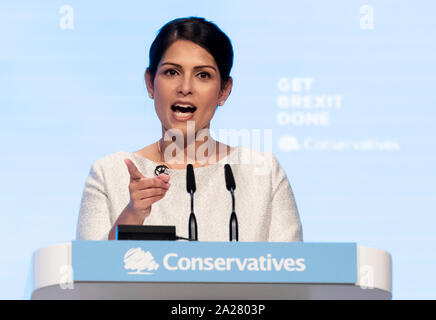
[30,241,392,300]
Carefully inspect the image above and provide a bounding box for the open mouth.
[171,104,197,121]
[171,104,197,113]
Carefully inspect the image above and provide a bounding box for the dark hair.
[147,17,233,88]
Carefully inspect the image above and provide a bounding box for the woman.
[76,17,303,242]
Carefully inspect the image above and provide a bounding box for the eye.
[164,69,178,77]
[197,71,211,79]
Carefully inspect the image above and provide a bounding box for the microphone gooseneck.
[230,212,238,242]
[187,164,198,241]
[224,164,239,241]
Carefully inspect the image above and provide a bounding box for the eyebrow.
[160,62,217,72]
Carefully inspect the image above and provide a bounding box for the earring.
[149,93,154,99]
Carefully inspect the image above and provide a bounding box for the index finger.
[124,159,144,181]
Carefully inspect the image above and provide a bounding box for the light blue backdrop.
[0,0,435,299]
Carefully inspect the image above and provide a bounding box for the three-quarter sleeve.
[76,161,112,240]
[267,155,303,242]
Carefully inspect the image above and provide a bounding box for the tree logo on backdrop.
[278,135,301,151]
[123,248,159,275]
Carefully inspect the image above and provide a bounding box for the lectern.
[30,241,392,299]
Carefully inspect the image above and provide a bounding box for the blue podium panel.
[72,241,357,284]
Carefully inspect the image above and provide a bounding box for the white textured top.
[76,146,303,242]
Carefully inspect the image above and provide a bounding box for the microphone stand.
[225,164,239,242]
[189,189,198,241]
[187,164,198,241]
[229,188,238,242]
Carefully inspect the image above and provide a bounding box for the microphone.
[186,164,198,241]
[224,164,238,241]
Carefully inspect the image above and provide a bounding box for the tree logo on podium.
[123,248,159,275]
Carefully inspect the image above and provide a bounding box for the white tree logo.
[278,135,301,151]
[123,248,159,275]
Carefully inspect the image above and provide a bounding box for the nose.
[177,74,194,96]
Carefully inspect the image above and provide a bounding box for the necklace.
[156,140,170,167]
[155,140,172,175]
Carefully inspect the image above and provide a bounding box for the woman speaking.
[76,17,303,242]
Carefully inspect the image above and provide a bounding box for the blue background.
[0,1,435,299]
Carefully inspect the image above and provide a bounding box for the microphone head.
[224,164,236,191]
[186,164,196,193]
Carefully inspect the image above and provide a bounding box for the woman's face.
[146,40,232,139]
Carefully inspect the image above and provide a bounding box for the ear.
[217,77,233,106]
[145,69,154,99]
